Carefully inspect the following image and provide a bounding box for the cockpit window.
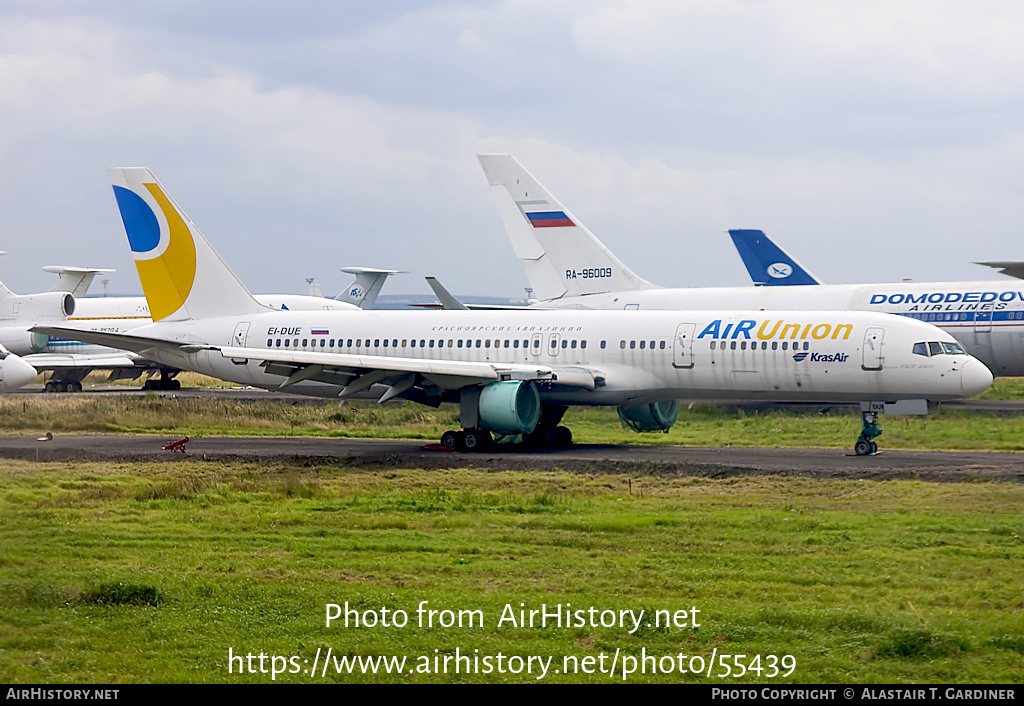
[915,340,968,357]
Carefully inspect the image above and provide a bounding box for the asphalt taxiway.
[5,385,1023,482]
[2,433,1022,483]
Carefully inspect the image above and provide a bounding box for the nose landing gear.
[854,411,882,456]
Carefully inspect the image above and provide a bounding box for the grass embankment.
[4,394,1024,450]
[0,461,1021,683]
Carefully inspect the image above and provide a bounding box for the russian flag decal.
[525,211,575,228]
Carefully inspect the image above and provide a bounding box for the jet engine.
[0,347,38,391]
[0,291,74,320]
[617,399,680,433]
[477,381,541,435]
[0,328,50,355]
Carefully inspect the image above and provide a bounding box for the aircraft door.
[232,322,251,348]
[673,323,696,369]
[975,306,993,334]
[861,327,884,370]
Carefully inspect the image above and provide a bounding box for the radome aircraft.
[36,168,992,454]
[479,154,1024,379]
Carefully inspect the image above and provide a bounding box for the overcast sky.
[1,1,1022,299]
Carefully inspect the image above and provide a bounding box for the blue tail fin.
[728,229,822,286]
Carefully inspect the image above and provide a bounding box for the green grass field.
[1,460,1022,683]
[5,393,1024,451]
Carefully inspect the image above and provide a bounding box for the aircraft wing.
[215,344,563,397]
[974,261,1024,280]
[23,351,145,371]
[30,326,204,354]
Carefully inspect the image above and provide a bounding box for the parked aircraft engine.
[617,400,680,433]
[0,291,74,320]
[0,347,39,390]
[0,328,50,355]
[477,380,541,435]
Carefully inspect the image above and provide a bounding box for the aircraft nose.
[0,353,38,391]
[960,357,994,397]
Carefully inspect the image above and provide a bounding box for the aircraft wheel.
[553,426,573,447]
[854,439,873,456]
[44,381,58,393]
[169,379,181,390]
[456,428,491,453]
[70,381,83,393]
[440,430,459,449]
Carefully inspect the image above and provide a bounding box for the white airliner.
[35,168,992,454]
[479,154,1024,379]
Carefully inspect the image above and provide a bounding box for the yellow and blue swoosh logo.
[112,183,196,321]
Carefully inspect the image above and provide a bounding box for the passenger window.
[267,339,272,347]
[730,341,737,350]
[630,341,636,349]
[640,341,646,350]
[582,340,587,349]
[782,342,788,350]
[284,339,290,347]
[740,341,747,350]
[913,342,929,356]
[711,341,717,350]
[302,339,308,347]
[771,341,777,350]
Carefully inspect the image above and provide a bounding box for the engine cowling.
[0,349,38,390]
[477,381,541,435]
[617,400,680,433]
[0,291,74,319]
[0,327,50,355]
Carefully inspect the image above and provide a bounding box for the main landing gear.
[44,379,83,393]
[142,371,181,391]
[439,405,573,453]
[854,411,882,456]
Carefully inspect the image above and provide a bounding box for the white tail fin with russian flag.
[478,154,657,301]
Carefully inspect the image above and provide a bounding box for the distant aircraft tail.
[109,168,268,321]
[727,229,822,286]
[43,266,115,297]
[337,267,405,309]
[478,154,657,301]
